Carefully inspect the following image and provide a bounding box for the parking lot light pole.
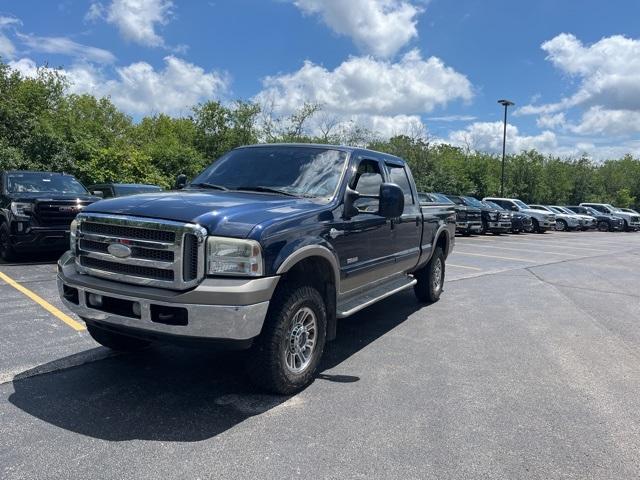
[498,99,515,197]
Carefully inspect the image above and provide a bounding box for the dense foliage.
[1,62,638,207]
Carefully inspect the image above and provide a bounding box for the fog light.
[87,293,103,307]
[132,302,141,317]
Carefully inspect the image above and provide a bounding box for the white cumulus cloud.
[9,56,228,117]
[447,121,558,154]
[290,0,423,58]
[0,16,20,60]
[255,49,472,137]
[99,0,174,47]
[520,33,640,137]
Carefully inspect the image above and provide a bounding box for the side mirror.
[379,183,404,219]
[175,174,188,190]
[92,191,104,198]
[343,186,360,220]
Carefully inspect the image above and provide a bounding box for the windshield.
[6,172,88,194]
[547,206,563,214]
[586,207,601,216]
[426,193,454,204]
[190,146,348,199]
[604,204,623,213]
[484,201,504,211]
[445,195,464,205]
[554,206,572,214]
[514,199,529,209]
[462,196,485,208]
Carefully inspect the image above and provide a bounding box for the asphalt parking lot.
[2,231,640,479]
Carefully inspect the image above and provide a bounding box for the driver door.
[328,157,393,294]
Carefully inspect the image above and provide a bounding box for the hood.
[454,205,481,213]
[522,208,553,217]
[83,190,327,238]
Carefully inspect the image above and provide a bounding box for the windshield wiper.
[234,186,299,197]
[188,182,229,191]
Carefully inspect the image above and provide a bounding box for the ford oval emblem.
[108,243,132,258]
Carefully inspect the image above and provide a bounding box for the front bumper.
[10,224,70,252]
[456,220,482,233]
[57,251,277,342]
[488,221,512,232]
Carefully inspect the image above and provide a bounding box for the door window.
[387,164,414,207]
[350,160,384,213]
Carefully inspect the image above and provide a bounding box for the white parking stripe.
[453,251,537,262]
[459,243,581,257]
[447,263,483,271]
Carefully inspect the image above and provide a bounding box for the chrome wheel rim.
[432,258,443,293]
[284,306,317,374]
[555,221,565,231]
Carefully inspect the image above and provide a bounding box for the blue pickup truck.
[57,144,455,393]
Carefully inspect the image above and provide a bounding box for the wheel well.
[277,256,338,341]
[435,232,449,259]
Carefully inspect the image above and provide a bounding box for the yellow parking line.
[454,251,537,262]
[0,271,85,331]
[447,263,483,271]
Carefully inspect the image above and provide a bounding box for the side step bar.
[336,275,417,318]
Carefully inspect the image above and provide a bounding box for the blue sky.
[1,0,639,159]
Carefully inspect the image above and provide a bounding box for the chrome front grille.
[75,213,207,290]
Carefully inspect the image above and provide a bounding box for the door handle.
[329,228,344,239]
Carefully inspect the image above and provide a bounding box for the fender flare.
[275,244,340,287]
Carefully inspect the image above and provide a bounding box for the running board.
[336,276,417,318]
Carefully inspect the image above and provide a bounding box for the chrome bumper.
[57,251,277,340]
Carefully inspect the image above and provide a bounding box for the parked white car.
[580,203,640,231]
[483,197,556,233]
[529,204,580,231]
[551,206,597,230]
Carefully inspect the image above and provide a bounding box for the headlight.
[207,236,263,276]
[10,202,33,217]
[69,219,78,253]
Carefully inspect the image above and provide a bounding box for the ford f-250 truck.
[58,144,456,394]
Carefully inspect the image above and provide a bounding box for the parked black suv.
[565,205,624,232]
[445,195,510,234]
[420,192,481,235]
[484,200,532,233]
[0,171,99,260]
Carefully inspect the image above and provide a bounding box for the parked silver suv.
[483,197,555,233]
[580,203,640,231]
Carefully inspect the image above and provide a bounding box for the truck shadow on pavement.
[9,290,423,442]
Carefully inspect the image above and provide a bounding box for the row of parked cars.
[0,170,162,261]
[418,193,640,235]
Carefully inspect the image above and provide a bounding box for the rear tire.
[414,247,445,303]
[86,323,151,352]
[246,285,327,395]
[0,223,17,262]
[555,219,567,231]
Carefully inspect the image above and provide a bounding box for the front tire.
[246,285,327,395]
[86,323,151,352]
[597,221,609,232]
[0,223,17,262]
[414,247,445,303]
